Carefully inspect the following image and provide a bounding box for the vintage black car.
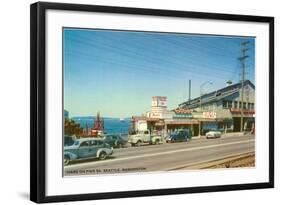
[102,134,127,148]
[166,129,192,143]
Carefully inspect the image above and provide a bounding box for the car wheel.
[136,140,141,147]
[155,139,159,145]
[64,156,70,166]
[99,151,107,160]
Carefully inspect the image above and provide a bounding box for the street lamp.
[200,81,213,111]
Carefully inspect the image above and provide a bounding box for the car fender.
[97,148,110,157]
[64,151,77,160]
[131,135,142,143]
[152,136,161,142]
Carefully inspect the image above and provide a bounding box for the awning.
[199,118,224,122]
[146,118,160,122]
[165,120,199,125]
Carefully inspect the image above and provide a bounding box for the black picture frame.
[30,2,274,203]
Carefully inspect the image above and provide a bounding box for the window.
[216,92,221,96]
[96,141,103,145]
[144,130,149,134]
[249,103,255,110]
[234,101,238,108]
[227,101,232,109]
[243,102,247,109]
[223,100,227,109]
[223,100,232,109]
[90,140,97,146]
[80,141,89,147]
[107,135,113,140]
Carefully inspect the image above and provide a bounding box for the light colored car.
[206,130,222,139]
[64,138,113,165]
[128,129,163,146]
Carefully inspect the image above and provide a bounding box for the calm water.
[72,117,130,134]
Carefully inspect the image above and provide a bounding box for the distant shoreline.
[70,117,130,134]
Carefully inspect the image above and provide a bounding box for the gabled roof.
[179,80,255,107]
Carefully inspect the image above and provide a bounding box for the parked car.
[102,134,127,148]
[206,130,222,139]
[166,129,192,143]
[128,129,163,146]
[64,138,113,165]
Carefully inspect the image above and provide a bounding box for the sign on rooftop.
[203,111,217,119]
[152,96,167,107]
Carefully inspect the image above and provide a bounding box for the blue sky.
[64,28,255,118]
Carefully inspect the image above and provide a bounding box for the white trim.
[45,9,269,196]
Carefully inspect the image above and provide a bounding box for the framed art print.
[30,2,274,203]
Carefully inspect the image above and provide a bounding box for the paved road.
[64,134,255,176]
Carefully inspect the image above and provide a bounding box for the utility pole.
[239,41,249,132]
